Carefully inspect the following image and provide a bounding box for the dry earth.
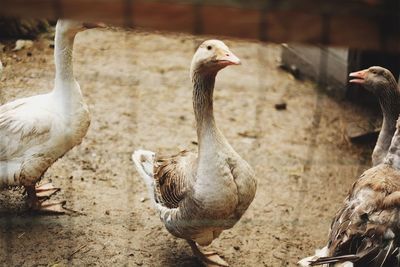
[0,28,375,266]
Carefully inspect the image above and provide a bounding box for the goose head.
[349,66,398,95]
[190,40,241,78]
[56,19,105,38]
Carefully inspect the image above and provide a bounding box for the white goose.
[0,20,102,213]
[133,40,257,266]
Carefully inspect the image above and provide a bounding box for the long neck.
[384,123,400,170]
[54,29,76,90]
[192,71,219,147]
[376,84,400,154]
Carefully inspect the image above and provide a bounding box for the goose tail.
[298,246,354,267]
[132,149,157,204]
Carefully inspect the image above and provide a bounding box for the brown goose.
[300,119,400,267]
[132,40,257,266]
[350,66,400,166]
[299,69,400,267]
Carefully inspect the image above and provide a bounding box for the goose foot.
[35,182,60,199]
[35,200,67,214]
[187,240,229,267]
[26,185,66,215]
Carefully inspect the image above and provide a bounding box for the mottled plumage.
[301,164,400,267]
[133,40,257,266]
[153,150,193,209]
[300,73,400,266]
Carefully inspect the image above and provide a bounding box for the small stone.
[105,210,110,215]
[233,246,240,251]
[13,40,33,51]
[27,51,32,57]
[274,102,287,110]
[140,197,146,202]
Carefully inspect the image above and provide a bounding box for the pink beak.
[349,69,368,84]
[216,51,241,66]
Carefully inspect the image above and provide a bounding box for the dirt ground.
[0,28,376,266]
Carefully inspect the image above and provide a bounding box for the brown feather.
[310,164,400,266]
[153,150,192,209]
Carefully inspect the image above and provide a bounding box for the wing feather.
[153,150,195,209]
[310,165,400,267]
[0,97,53,161]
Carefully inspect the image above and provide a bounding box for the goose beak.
[349,69,367,84]
[83,22,107,29]
[216,50,241,66]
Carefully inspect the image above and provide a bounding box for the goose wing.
[310,165,400,266]
[153,150,196,209]
[0,97,53,160]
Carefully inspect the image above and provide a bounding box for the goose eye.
[207,46,212,50]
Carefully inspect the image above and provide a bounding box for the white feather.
[132,149,157,204]
[298,246,354,267]
[0,20,91,188]
[298,246,329,266]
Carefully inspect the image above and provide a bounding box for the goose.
[299,118,400,267]
[299,68,400,267]
[132,40,257,266]
[0,20,103,213]
[349,66,400,166]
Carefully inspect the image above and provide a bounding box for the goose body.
[299,144,400,267]
[133,40,257,266]
[0,20,99,212]
[300,67,400,267]
[0,86,89,188]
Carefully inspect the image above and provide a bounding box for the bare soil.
[0,28,374,266]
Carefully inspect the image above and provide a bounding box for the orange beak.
[216,50,241,66]
[349,69,368,84]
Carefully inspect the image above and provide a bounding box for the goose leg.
[26,186,66,214]
[35,182,60,199]
[187,240,229,267]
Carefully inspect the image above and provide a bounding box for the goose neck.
[384,124,400,170]
[54,30,76,87]
[192,71,218,142]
